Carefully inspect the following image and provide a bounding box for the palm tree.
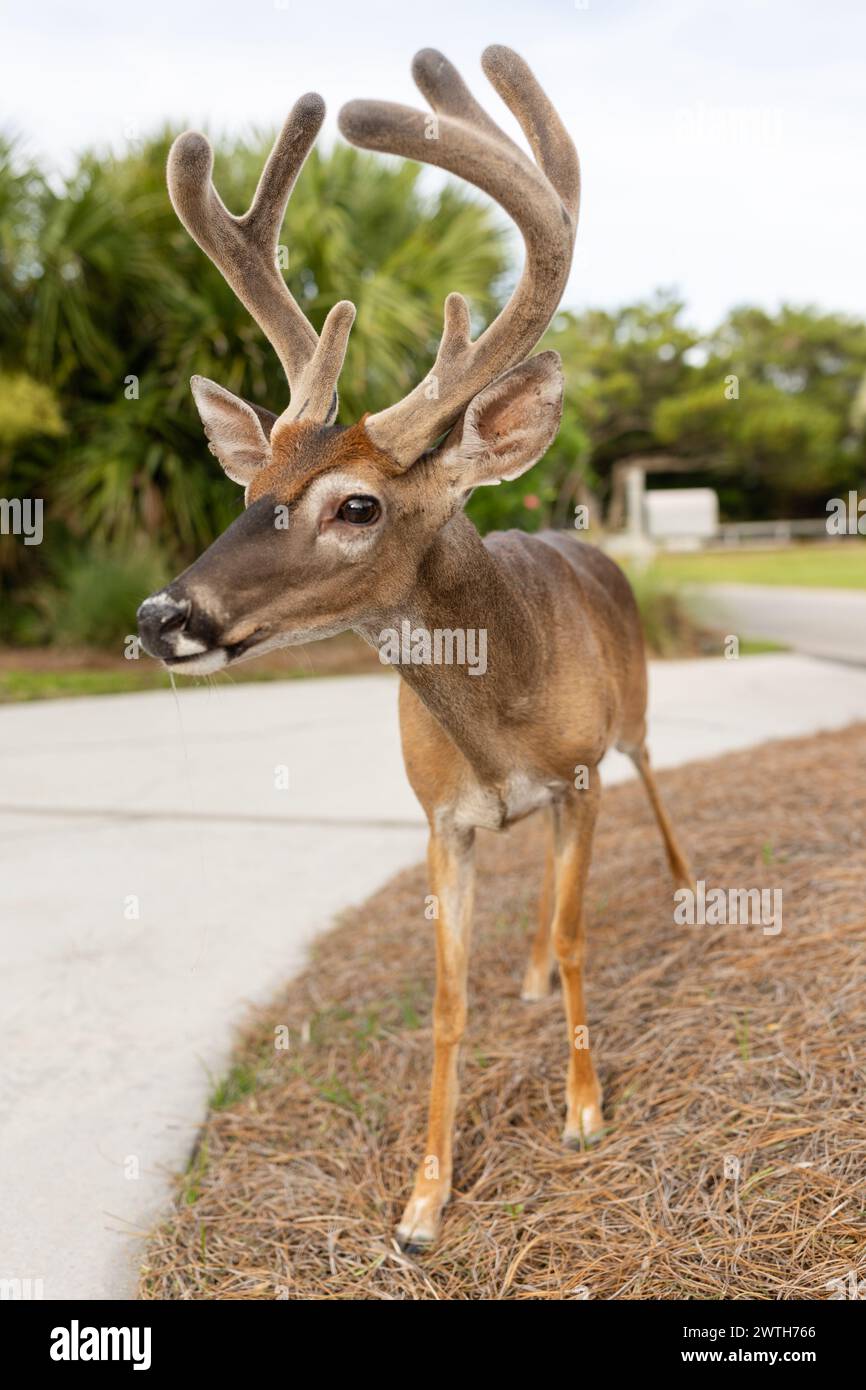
[23,132,508,559]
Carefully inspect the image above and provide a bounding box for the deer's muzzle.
[137,589,229,672]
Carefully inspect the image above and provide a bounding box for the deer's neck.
[360,514,544,782]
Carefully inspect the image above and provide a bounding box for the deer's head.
[138,47,579,674]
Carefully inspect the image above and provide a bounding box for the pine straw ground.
[141,725,866,1301]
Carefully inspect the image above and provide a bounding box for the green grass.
[652,543,866,590]
[181,1140,209,1206]
[0,662,319,703]
[734,1013,751,1063]
[208,1063,259,1111]
[0,668,171,702]
[738,637,790,655]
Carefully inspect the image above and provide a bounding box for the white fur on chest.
[449,770,565,833]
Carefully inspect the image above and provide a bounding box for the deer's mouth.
[163,627,268,675]
[163,649,228,675]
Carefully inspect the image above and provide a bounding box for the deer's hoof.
[396,1233,434,1256]
[396,1191,444,1252]
[520,963,556,1001]
[562,1101,605,1149]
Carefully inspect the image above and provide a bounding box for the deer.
[137,44,692,1251]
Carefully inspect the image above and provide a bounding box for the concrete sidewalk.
[2,654,865,1299]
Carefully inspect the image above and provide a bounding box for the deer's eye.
[336,496,380,525]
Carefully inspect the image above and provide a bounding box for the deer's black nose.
[137,592,192,659]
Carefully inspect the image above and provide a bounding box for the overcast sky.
[2,0,862,329]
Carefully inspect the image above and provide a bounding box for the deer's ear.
[190,376,275,486]
[437,352,563,492]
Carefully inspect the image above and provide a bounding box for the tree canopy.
[1,130,864,645]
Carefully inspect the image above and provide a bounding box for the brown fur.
[141,380,692,1253]
[141,43,693,1255]
[247,417,401,507]
[386,522,691,1247]
[379,519,691,1247]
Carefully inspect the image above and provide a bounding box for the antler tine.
[168,94,354,424]
[411,47,522,152]
[481,46,580,220]
[338,46,579,465]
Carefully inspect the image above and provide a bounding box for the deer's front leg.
[397,822,475,1251]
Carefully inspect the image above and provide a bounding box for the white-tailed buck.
[138,45,691,1250]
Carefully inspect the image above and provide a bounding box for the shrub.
[626,566,708,658]
[34,543,169,650]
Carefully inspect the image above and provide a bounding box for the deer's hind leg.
[521,812,556,1001]
[629,744,693,891]
[551,779,605,1146]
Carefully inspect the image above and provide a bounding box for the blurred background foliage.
[1,128,865,649]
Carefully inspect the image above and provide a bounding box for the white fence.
[714,518,847,546]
